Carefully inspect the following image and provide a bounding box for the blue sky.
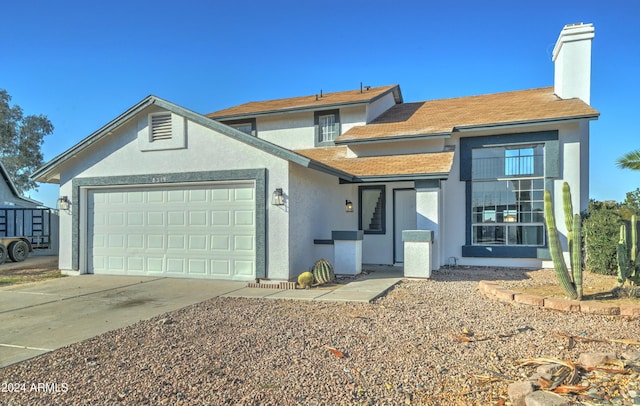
[1,0,638,208]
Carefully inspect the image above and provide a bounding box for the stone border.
[478,281,640,318]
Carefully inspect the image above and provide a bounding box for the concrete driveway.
[0,258,402,369]
[0,273,246,368]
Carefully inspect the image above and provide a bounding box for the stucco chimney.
[552,23,595,104]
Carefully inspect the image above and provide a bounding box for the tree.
[616,149,640,171]
[619,188,640,220]
[0,89,53,195]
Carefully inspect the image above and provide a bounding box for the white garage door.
[88,182,256,281]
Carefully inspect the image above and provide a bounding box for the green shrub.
[583,200,621,275]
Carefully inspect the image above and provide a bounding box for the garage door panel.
[211,260,231,276]
[127,257,144,272]
[128,234,144,249]
[189,235,208,250]
[189,211,207,226]
[147,258,164,273]
[147,235,164,249]
[234,235,254,251]
[234,260,254,276]
[235,211,254,226]
[88,182,256,280]
[211,211,230,225]
[168,211,185,225]
[147,212,165,226]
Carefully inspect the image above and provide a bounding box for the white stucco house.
[32,23,599,281]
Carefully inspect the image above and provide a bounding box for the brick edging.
[478,281,640,317]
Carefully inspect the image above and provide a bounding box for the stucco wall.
[256,105,367,150]
[348,138,446,157]
[288,164,357,276]
[56,105,291,278]
[366,92,397,122]
[257,112,314,150]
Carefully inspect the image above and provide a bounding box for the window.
[314,110,340,145]
[471,145,545,246]
[223,118,256,136]
[359,185,385,234]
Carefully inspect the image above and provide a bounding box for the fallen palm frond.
[555,332,640,346]
[516,357,574,369]
[553,385,589,394]
[517,358,581,389]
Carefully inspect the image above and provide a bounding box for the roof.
[31,96,315,183]
[0,161,42,207]
[294,146,454,181]
[207,85,402,120]
[336,87,600,143]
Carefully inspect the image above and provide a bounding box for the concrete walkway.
[0,265,401,368]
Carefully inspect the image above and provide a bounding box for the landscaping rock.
[508,381,535,406]
[525,390,571,406]
[622,350,640,361]
[578,352,617,367]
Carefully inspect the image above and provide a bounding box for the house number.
[151,176,167,183]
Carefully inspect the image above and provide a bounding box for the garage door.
[88,182,256,280]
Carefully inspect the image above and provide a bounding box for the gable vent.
[150,113,172,141]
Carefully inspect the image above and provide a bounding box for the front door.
[393,188,417,263]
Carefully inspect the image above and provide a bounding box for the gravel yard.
[1,267,639,405]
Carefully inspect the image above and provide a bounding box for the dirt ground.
[0,256,63,286]
[501,268,639,304]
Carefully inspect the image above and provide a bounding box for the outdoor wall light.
[58,196,70,211]
[271,188,285,206]
[345,200,353,212]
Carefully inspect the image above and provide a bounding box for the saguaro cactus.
[617,215,640,287]
[544,182,584,300]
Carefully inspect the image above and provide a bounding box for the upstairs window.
[314,110,340,146]
[224,118,257,136]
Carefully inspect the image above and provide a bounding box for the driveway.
[0,258,401,368]
[0,274,246,368]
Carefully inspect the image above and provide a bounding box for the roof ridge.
[415,86,554,104]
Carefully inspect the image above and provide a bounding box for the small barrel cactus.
[312,258,336,285]
[297,271,314,289]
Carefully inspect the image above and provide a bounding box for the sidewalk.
[224,267,403,302]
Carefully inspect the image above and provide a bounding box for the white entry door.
[88,182,256,281]
[394,188,417,263]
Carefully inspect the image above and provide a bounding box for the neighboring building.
[0,161,42,208]
[32,23,598,280]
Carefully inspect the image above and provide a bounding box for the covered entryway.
[393,188,417,264]
[87,182,256,281]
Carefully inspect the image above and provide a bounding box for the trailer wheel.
[8,240,28,262]
[0,244,6,265]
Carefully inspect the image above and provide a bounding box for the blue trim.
[358,185,386,235]
[459,131,559,181]
[460,131,557,258]
[462,245,540,258]
[415,179,440,189]
[402,230,434,242]
[314,109,340,147]
[332,230,363,241]
[313,239,334,245]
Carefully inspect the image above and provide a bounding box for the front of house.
[32,23,599,281]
